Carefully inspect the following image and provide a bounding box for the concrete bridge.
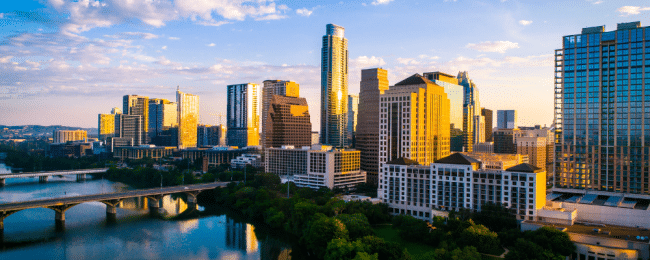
[0,182,229,233]
[0,168,108,186]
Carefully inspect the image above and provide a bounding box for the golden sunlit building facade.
[98,113,116,142]
[177,88,199,149]
[357,68,389,183]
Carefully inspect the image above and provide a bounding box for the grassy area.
[372,225,437,257]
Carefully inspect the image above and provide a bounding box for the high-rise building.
[481,108,493,141]
[474,114,486,144]
[177,88,199,149]
[320,24,349,147]
[493,128,519,154]
[458,72,480,152]
[98,108,120,142]
[111,107,122,115]
[378,74,451,169]
[497,110,517,129]
[357,68,389,183]
[123,95,149,144]
[347,94,359,147]
[264,95,312,148]
[554,21,650,194]
[53,130,87,143]
[113,114,143,147]
[261,80,299,148]
[148,98,178,140]
[197,124,226,147]
[423,72,465,152]
[227,83,260,148]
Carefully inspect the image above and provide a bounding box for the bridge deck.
[0,182,228,212]
[0,168,109,179]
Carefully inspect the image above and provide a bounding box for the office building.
[497,110,517,129]
[481,108,493,141]
[261,80,299,148]
[49,142,93,158]
[197,124,226,147]
[472,142,494,153]
[554,21,650,195]
[53,130,87,143]
[113,145,175,160]
[493,128,520,154]
[516,134,548,171]
[311,132,320,145]
[123,95,149,143]
[378,73,451,176]
[113,114,143,147]
[180,146,261,167]
[423,72,465,152]
[227,83,260,148]
[378,153,546,221]
[111,107,122,115]
[347,94,359,146]
[458,72,480,152]
[474,113,486,144]
[231,154,262,169]
[98,113,116,142]
[357,68,390,183]
[320,24,349,147]
[177,88,199,149]
[265,145,365,190]
[148,98,177,140]
[264,95,312,148]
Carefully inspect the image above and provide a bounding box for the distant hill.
[0,125,98,138]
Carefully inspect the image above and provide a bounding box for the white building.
[266,145,365,190]
[231,154,262,169]
[378,153,546,221]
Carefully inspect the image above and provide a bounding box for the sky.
[1,0,649,130]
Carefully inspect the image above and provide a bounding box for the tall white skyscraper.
[320,23,349,147]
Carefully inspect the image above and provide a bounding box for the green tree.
[336,213,374,240]
[303,215,349,257]
[459,220,501,255]
[505,238,561,260]
[325,238,369,260]
[352,252,379,260]
[359,236,411,260]
[526,227,576,257]
[472,203,518,232]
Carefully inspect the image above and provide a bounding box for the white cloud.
[197,20,230,27]
[0,56,13,63]
[296,8,313,17]
[207,43,216,47]
[372,0,393,5]
[168,37,180,40]
[617,6,650,16]
[351,56,386,68]
[586,0,603,4]
[0,13,3,19]
[161,46,167,50]
[104,32,159,40]
[519,20,532,26]
[466,41,519,53]
[254,14,288,21]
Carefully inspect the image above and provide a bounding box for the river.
[0,163,292,259]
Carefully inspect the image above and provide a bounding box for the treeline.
[0,145,108,171]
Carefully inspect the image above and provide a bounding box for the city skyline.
[1,1,649,130]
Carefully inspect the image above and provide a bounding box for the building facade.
[482,108,493,141]
[148,98,177,140]
[357,68,390,183]
[554,21,650,195]
[347,94,359,146]
[497,110,517,129]
[494,128,520,154]
[378,74,451,168]
[123,95,149,144]
[197,124,226,147]
[114,114,143,147]
[264,95,312,148]
[261,80,299,148]
[265,145,365,190]
[53,130,87,143]
[227,83,260,148]
[177,88,199,149]
[320,24,349,147]
[98,114,116,142]
[458,72,480,153]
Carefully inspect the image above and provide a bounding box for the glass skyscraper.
[320,23,349,147]
[555,21,650,195]
[177,88,199,149]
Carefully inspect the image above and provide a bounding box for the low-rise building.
[49,142,93,158]
[180,146,261,167]
[378,153,546,221]
[231,154,262,169]
[265,145,365,190]
[112,145,176,160]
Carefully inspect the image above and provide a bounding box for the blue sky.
[1,0,649,130]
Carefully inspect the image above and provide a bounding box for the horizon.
[1,0,649,130]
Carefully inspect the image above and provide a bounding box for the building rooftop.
[435,153,481,165]
[524,221,650,243]
[506,163,543,173]
[394,73,435,86]
[386,157,419,166]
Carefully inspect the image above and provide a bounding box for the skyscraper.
[497,110,517,129]
[177,88,199,149]
[227,83,260,148]
[458,72,480,152]
[148,98,178,140]
[261,80,299,148]
[123,95,149,144]
[481,108,493,141]
[197,124,226,147]
[98,113,116,142]
[357,68,389,184]
[378,74,450,167]
[113,114,143,147]
[555,21,650,194]
[423,72,465,151]
[264,95,312,148]
[320,23,349,147]
[347,94,359,146]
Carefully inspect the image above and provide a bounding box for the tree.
[472,203,518,232]
[526,227,576,257]
[459,220,501,255]
[336,213,374,240]
[359,236,412,260]
[505,238,561,260]
[352,252,379,260]
[325,238,368,260]
[303,215,349,257]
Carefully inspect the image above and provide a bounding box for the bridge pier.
[39,176,49,183]
[101,199,121,223]
[55,210,65,231]
[147,195,162,217]
[0,179,5,186]
[76,174,86,182]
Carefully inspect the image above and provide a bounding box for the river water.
[0,164,292,259]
